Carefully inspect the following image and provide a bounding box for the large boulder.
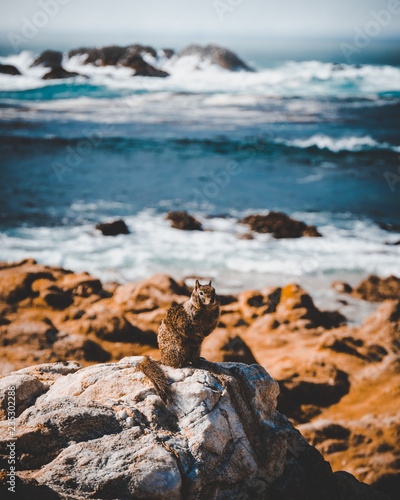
[240,212,322,238]
[178,44,253,71]
[42,67,81,80]
[95,219,130,236]
[0,64,21,76]
[166,211,203,231]
[0,359,386,499]
[67,45,169,77]
[31,50,63,68]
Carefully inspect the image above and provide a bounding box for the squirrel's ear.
[195,280,200,290]
[208,280,212,286]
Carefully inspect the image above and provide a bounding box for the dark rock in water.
[68,46,102,64]
[178,44,253,71]
[160,48,175,58]
[0,63,21,76]
[332,281,353,294]
[379,222,400,232]
[42,66,81,80]
[68,44,169,77]
[385,240,400,245]
[166,211,203,230]
[352,275,400,302]
[240,212,322,238]
[120,52,169,77]
[31,50,63,68]
[95,219,130,236]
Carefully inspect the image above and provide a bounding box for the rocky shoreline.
[0,259,399,498]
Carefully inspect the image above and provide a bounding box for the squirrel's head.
[192,280,217,308]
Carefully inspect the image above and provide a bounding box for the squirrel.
[138,280,220,403]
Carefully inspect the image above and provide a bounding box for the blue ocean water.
[0,48,399,299]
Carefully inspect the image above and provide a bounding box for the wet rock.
[95,219,129,236]
[178,44,253,71]
[120,51,169,77]
[160,48,175,58]
[0,64,21,76]
[379,222,400,232]
[0,359,383,499]
[352,275,400,302]
[68,44,156,65]
[166,210,203,230]
[42,66,81,80]
[240,212,322,238]
[67,44,168,77]
[31,50,63,68]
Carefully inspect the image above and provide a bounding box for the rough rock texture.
[0,359,386,500]
[31,50,63,68]
[166,211,203,231]
[178,44,253,71]
[240,212,322,238]
[0,64,21,76]
[95,219,130,236]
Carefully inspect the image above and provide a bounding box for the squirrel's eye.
[199,292,204,296]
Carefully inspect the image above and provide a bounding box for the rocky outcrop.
[178,44,253,71]
[0,64,21,76]
[31,50,63,68]
[240,212,322,238]
[0,359,387,499]
[352,275,400,302]
[42,67,82,80]
[0,260,399,497]
[95,219,130,236]
[166,211,203,231]
[68,44,169,77]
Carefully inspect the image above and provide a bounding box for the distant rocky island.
[0,43,253,80]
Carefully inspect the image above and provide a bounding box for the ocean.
[0,45,399,315]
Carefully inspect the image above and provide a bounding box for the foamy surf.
[1,51,400,97]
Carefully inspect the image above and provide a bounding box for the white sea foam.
[1,51,400,97]
[282,134,400,153]
[0,211,399,298]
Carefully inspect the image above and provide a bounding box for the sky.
[1,0,400,60]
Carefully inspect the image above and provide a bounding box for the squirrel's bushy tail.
[137,355,172,403]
